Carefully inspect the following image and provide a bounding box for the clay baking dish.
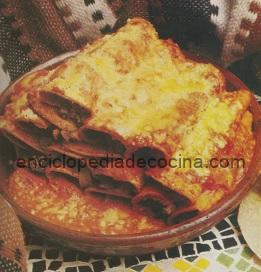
[0,52,260,255]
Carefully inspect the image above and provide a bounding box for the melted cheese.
[148,90,254,210]
[33,18,224,154]
[180,93,245,161]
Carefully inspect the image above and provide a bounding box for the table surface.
[25,210,261,272]
[1,57,261,272]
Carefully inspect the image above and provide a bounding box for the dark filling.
[138,198,172,219]
[144,176,190,208]
[82,129,126,155]
[41,93,90,127]
[16,121,54,147]
[133,147,165,168]
[169,210,198,225]
[17,122,52,136]
[92,175,137,197]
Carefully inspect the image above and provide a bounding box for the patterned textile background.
[0,0,260,75]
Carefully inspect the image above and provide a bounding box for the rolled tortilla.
[0,70,53,152]
[147,90,255,212]
[168,206,199,225]
[85,164,143,199]
[45,165,80,188]
[0,118,49,153]
[8,168,165,234]
[63,140,124,158]
[28,18,224,160]
[132,177,190,220]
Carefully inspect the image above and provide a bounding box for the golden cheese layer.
[148,90,255,211]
